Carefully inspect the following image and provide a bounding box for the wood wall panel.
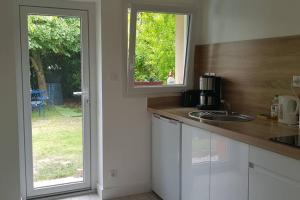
[148,95,181,108]
[194,35,300,115]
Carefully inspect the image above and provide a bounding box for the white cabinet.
[181,124,210,200]
[249,146,300,200]
[152,115,181,200]
[249,165,300,200]
[181,124,249,200]
[210,134,249,200]
[152,117,300,200]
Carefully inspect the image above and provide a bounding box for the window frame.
[125,3,194,95]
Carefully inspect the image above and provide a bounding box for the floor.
[60,193,161,200]
[108,193,161,200]
[59,194,99,200]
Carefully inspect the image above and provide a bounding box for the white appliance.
[152,115,180,200]
[278,96,299,125]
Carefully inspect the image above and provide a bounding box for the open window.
[127,4,193,94]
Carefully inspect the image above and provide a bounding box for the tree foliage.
[134,12,176,82]
[28,16,81,56]
[28,15,81,98]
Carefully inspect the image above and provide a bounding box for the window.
[127,4,192,93]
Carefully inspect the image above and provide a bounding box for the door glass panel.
[27,14,84,188]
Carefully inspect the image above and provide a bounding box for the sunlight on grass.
[32,105,83,182]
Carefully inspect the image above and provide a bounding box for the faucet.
[221,99,232,116]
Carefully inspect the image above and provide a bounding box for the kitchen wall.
[194,36,300,115]
[198,0,300,44]
[1,0,299,199]
[100,0,200,198]
[193,0,300,115]
[0,0,21,199]
[82,0,300,198]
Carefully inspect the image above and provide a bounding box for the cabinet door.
[152,115,180,200]
[210,134,249,200]
[249,165,300,200]
[181,124,210,200]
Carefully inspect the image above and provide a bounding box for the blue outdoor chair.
[31,89,48,116]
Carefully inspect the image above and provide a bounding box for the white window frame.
[125,3,194,95]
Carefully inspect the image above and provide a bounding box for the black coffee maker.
[198,73,221,110]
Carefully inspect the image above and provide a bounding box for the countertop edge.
[148,107,300,161]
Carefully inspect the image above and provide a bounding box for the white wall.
[101,1,151,197]
[198,0,300,44]
[100,0,199,198]
[0,0,21,199]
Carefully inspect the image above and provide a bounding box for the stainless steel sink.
[188,111,254,122]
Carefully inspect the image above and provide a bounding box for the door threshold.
[27,189,97,200]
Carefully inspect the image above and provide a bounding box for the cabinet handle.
[249,162,254,169]
[153,114,179,125]
[169,119,179,125]
[153,114,161,119]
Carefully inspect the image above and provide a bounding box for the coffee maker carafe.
[198,73,221,110]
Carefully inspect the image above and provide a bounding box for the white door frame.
[18,4,96,199]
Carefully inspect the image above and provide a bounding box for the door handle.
[73,91,89,104]
[73,91,82,96]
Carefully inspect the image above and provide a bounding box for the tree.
[28,16,81,90]
[134,12,176,82]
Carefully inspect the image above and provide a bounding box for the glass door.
[20,6,91,198]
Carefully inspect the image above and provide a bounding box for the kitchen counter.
[148,105,300,160]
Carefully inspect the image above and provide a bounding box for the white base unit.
[249,146,300,200]
[249,165,300,200]
[210,134,249,200]
[152,117,300,200]
[181,124,249,200]
[152,115,180,200]
[181,124,210,200]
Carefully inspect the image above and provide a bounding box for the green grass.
[32,105,83,182]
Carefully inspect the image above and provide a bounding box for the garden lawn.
[32,105,83,182]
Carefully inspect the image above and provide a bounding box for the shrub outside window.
[127,4,192,93]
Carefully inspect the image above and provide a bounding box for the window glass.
[129,10,190,87]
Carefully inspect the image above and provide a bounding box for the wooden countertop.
[148,106,300,160]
